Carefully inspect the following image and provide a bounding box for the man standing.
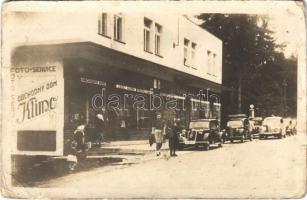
[168,120,179,157]
[152,113,164,156]
[95,112,105,147]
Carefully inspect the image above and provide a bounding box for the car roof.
[252,117,263,121]
[264,116,282,120]
[191,119,218,122]
[228,114,247,118]
[228,118,247,121]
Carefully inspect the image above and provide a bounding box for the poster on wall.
[10,63,64,155]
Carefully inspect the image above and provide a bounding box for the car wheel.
[204,144,210,151]
[230,139,234,143]
[250,135,253,141]
[218,142,222,147]
[278,133,282,139]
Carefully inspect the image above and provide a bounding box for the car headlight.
[203,132,210,139]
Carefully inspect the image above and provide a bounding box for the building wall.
[9,12,222,84]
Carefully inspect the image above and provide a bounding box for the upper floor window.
[184,38,196,68]
[114,15,123,42]
[155,24,162,55]
[155,24,162,56]
[184,38,189,65]
[213,53,217,75]
[144,18,152,52]
[191,42,197,67]
[98,13,108,37]
[207,50,217,76]
[144,18,163,57]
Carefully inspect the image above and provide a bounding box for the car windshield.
[227,120,243,127]
[253,120,262,126]
[189,121,210,129]
[263,118,281,127]
[283,120,290,125]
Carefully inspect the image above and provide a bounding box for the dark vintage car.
[178,119,223,151]
[250,117,264,138]
[225,114,253,143]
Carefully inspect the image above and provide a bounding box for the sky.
[268,8,305,58]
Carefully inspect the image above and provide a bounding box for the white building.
[7,11,222,155]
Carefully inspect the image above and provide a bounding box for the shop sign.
[11,62,63,137]
[116,84,152,94]
[116,84,137,92]
[81,77,106,86]
[137,88,152,94]
[160,93,185,100]
[191,98,210,104]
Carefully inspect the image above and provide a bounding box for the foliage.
[198,14,297,117]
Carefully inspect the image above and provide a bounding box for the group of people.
[151,114,181,157]
[74,111,182,157]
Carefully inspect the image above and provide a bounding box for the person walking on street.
[168,121,179,156]
[152,113,164,156]
[94,112,106,147]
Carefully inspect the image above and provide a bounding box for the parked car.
[260,116,286,139]
[250,117,265,138]
[225,114,253,143]
[178,119,223,151]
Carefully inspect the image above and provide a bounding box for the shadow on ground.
[12,153,144,187]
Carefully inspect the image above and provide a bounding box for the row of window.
[98,13,218,76]
[207,50,217,76]
[184,38,197,68]
[98,13,123,42]
[184,38,218,76]
[144,18,162,56]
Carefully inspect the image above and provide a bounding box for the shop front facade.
[9,12,223,155]
[57,43,222,141]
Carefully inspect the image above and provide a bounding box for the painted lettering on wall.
[17,97,57,124]
[16,80,58,124]
[11,66,56,73]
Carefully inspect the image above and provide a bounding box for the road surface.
[18,134,307,198]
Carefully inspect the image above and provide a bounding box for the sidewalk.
[87,140,173,165]
[88,140,170,156]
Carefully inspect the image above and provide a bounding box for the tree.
[198,14,297,118]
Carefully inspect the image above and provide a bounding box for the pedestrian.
[73,123,86,153]
[168,121,179,157]
[94,112,106,147]
[152,113,164,156]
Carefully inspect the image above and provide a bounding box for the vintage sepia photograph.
[1,1,306,198]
